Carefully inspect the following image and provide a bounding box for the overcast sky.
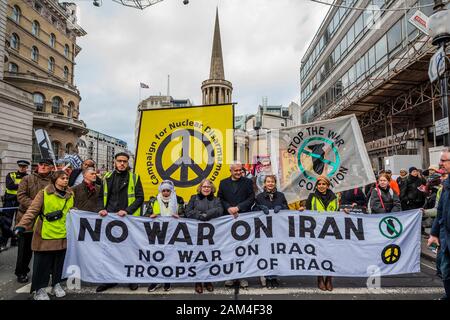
[74,0,328,149]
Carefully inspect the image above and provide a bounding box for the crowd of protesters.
[1,153,449,301]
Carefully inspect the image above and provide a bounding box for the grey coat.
[369,186,401,213]
[185,194,223,221]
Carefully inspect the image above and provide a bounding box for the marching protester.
[96,152,144,293]
[218,161,255,288]
[69,159,100,187]
[300,175,350,291]
[14,171,73,300]
[185,179,223,294]
[402,167,426,210]
[384,170,400,196]
[145,179,185,293]
[14,158,53,284]
[0,160,29,251]
[254,174,288,289]
[340,187,367,213]
[428,149,450,301]
[368,173,401,214]
[72,167,101,212]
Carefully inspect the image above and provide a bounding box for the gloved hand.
[14,226,25,236]
[198,213,208,221]
[273,205,282,214]
[259,205,270,215]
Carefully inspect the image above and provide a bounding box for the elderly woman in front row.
[185,179,223,294]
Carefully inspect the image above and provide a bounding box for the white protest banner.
[64,209,421,283]
[271,114,375,203]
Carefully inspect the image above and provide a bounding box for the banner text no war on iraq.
[63,209,421,283]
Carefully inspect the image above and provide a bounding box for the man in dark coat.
[218,162,255,288]
[402,167,426,210]
[429,149,450,301]
[72,167,100,212]
[96,152,144,293]
[218,162,255,217]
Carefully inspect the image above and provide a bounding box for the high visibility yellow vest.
[311,195,338,212]
[150,199,161,215]
[103,171,141,216]
[5,172,22,195]
[41,190,74,240]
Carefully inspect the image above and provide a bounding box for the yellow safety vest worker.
[311,195,338,212]
[5,172,22,195]
[103,171,141,216]
[40,190,74,240]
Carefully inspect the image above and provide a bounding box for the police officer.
[96,152,144,293]
[0,160,30,251]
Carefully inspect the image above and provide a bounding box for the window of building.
[64,66,69,80]
[375,35,387,68]
[33,93,45,111]
[50,33,56,48]
[11,5,21,23]
[367,45,376,72]
[347,25,355,47]
[48,57,55,73]
[34,1,42,13]
[68,102,75,118]
[8,62,18,73]
[354,14,364,38]
[31,46,39,61]
[32,20,40,37]
[64,44,69,58]
[65,143,73,154]
[10,33,19,50]
[387,19,403,55]
[52,96,62,114]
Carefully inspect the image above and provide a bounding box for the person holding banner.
[14,170,73,300]
[254,174,288,289]
[368,173,401,214]
[15,158,53,284]
[146,180,185,292]
[96,152,144,293]
[185,179,223,294]
[300,175,349,291]
[218,162,255,289]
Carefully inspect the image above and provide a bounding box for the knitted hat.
[409,167,418,174]
[315,175,331,187]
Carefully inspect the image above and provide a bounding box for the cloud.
[75,0,327,149]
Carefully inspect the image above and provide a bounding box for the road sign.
[408,10,429,35]
[435,117,450,136]
[429,46,446,83]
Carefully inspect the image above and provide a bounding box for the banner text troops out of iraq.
[64,210,421,283]
[271,114,376,203]
[134,104,234,201]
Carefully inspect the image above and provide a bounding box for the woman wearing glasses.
[185,179,224,294]
[14,170,74,300]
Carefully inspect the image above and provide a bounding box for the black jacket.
[4,171,27,201]
[217,176,255,214]
[185,194,223,220]
[341,188,367,207]
[431,176,450,253]
[98,170,144,215]
[402,175,426,209]
[254,190,288,210]
[305,189,338,211]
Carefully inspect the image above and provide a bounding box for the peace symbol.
[297,136,341,181]
[155,129,215,187]
[381,244,401,265]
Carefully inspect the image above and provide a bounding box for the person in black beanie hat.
[402,167,426,210]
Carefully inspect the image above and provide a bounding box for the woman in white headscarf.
[145,180,185,292]
[145,180,185,218]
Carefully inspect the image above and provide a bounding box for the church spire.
[210,7,225,80]
[201,8,232,105]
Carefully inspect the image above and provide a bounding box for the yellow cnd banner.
[135,104,234,202]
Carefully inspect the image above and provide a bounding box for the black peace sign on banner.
[155,129,215,187]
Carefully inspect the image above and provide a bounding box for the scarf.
[84,181,96,194]
[157,180,178,216]
[264,187,277,202]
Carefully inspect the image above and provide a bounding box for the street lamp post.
[429,1,450,146]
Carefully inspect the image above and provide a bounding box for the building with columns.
[201,8,232,105]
